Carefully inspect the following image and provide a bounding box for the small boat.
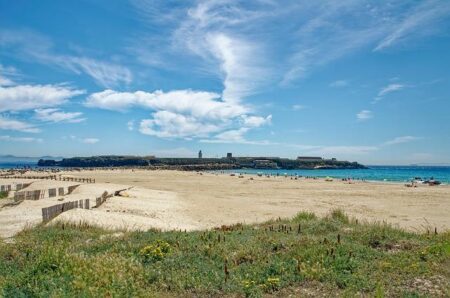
[427,180,441,186]
[325,176,333,182]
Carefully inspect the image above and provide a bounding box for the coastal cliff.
[38,156,367,170]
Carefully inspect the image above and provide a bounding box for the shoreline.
[2,165,449,184]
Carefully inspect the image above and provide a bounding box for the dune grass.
[0,191,8,199]
[0,210,449,297]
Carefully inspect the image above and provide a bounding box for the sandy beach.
[1,169,449,238]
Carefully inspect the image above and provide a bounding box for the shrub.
[139,240,171,262]
[329,209,350,224]
[293,211,317,221]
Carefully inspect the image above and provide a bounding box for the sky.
[0,0,450,165]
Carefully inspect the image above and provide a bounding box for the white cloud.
[356,110,373,121]
[81,138,99,144]
[205,33,268,103]
[0,135,43,142]
[34,108,85,123]
[0,76,14,87]
[0,84,84,112]
[86,88,270,140]
[0,116,40,133]
[139,111,224,139]
[242,115,272,128]
[165,1,272,103]
[85,89,244,118]
[383,136,421,146]
[329,80,348,88]
[292,104,305,111]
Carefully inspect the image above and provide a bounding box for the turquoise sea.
[225,166,450,184]
[1,163,449,184]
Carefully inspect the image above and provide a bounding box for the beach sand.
[58,169,450,232]
[1,169,449,238]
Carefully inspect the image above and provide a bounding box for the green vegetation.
[0,210,448,297]
[0,191,8,199]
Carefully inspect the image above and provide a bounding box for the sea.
[1,163,449,184]
[225,166,450,184]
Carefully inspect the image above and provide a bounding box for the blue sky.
[0,0,450,165]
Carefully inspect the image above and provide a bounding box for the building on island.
[297,156,323,162]
[226,153,233,158]
[253,159,278,169]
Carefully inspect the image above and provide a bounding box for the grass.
[0,209,449,297]
[0,191,8,199]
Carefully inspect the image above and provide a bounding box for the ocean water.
[226,166,450,184]
[1,163,449,184]
[0,162,37,169]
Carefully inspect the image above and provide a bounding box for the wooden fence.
[42,199,90,222]
[14,190,43,201]
[95,191,112,208]
[1,175,95,183]
[0,185,11,192]
[0,183,31,192]
[14,186,70,201]
[68,185,80,194]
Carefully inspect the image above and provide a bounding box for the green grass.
[0,210,449,297]
[0,191,8,199]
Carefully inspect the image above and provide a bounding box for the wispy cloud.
[0,135,43,143]
[302,145,378,156]
[329,80,349,88]
[0,29,132,88]
[34,108,85,123]
[374,0,450,51]
[372,83,406,103]
[356,110,373,121]
[383,136,421,146]
[292,104,305,111]
[81,138,99,144]
[378,83,405,97]
[0,64,20,86]
[127,120,135,131]
[279,1,450,84]
[0,115,40,133]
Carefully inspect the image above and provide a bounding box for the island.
[38,154,367,170]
